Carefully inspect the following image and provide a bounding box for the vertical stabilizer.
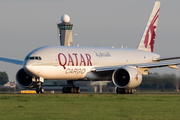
[137,1,160,52]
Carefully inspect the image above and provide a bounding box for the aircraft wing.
[152,56,180,61]
[91,65,123,72]
[0,57,23,65]
[91,58,180,72]
[137,59,180,69]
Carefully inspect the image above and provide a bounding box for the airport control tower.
[57,14,73,46]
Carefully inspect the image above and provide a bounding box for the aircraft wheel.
[125,89,129,94]
[74,87,77,93]
[36,87,40,94]
[116,87,120,94]
[131,89,134,94]
[116,88,124,94]
[76,87,80,93]
[62,87,66,93]
[116,87,119,93]
[71,87,74,93]
[40,87,44,93]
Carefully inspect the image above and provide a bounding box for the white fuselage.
[23,46,160,80]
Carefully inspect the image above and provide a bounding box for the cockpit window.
[35,57,38,60]
[25,56,29,60]
[25,56,42,60]
[30,57,35,60]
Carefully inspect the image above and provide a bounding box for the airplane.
[0,1,180,94]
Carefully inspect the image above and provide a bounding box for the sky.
[0,0,180,82]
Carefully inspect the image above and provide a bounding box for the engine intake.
[112,67,142,88]
[16,68,36,88]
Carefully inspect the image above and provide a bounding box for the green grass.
[0,94,180,120]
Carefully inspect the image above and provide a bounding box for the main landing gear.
[116,87,134,94]
[62,81,80,93]
[36,82,44,93]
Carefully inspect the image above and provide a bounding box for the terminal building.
[57,14,73,46]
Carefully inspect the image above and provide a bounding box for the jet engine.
[16,68,37,88]
[112,67,142,88]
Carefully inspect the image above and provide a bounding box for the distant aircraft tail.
[137,1,160,52]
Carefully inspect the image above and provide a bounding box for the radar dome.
[61,14,70,23]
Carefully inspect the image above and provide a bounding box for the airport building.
[57,14,73,46]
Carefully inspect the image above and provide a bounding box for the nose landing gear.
[36,82,44,93]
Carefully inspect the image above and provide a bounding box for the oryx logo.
[144,9,160,52]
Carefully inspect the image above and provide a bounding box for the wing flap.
[0,57,23,65]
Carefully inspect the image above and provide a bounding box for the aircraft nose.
[23,60,37,75]
[23,60,43,76]
[24,64,34,76]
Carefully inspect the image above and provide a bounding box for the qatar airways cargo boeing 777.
[0,1,180,94]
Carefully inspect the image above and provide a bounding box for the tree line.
[0,72,9,86]
[140,73,179,91]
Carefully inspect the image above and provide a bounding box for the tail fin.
[137,1,160,52]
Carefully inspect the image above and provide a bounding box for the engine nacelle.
[16,68,37,88]
[112,67,142,88]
